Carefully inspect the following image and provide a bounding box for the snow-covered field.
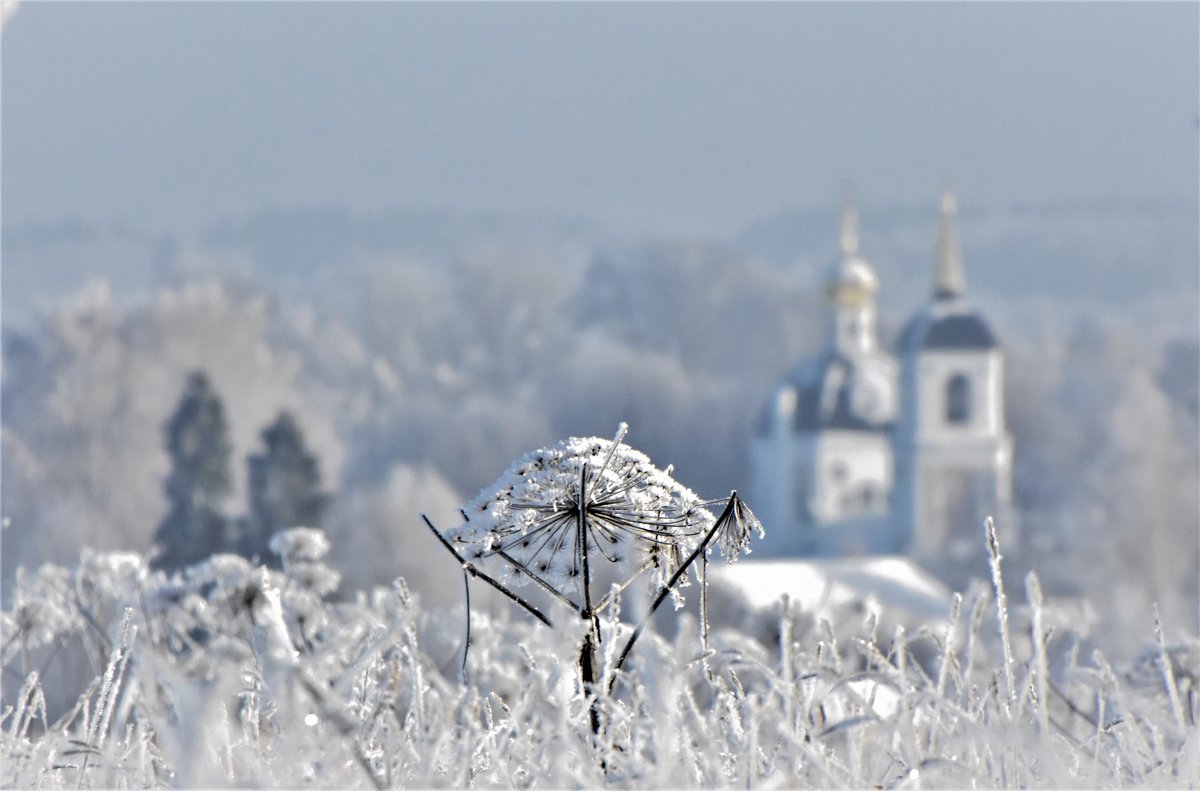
[3,524,1196,788]
[3,249,1194,788]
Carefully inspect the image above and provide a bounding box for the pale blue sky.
[3,2,1197,237]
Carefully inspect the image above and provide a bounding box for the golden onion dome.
[825,201,878,306]
[826,257,878,306]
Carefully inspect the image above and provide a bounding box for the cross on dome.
[840,196,860,258]
[934,188,966,300]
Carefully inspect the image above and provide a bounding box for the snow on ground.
[2,535,1197,788]
[710,555,952,621]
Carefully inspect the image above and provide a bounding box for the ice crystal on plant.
[269,527,331,565]
[185,552,256,590]
[713,495,764,562]
[3,565,78,655]
[286,562,342,597]
[249,571,299,670]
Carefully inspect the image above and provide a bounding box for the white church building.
[750,193,1013,564]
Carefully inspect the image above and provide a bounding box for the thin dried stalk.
[985,517,1016,715]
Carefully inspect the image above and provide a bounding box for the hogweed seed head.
[445,431,715,598]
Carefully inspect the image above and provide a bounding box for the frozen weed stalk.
[423,423,763,739]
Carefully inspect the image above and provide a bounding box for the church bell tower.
[750,197,899,555]
[894,192,1014,562]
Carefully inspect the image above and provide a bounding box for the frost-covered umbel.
[445,432,716,595]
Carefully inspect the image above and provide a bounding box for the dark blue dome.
[899,310,997,352]
[756,352,896,434]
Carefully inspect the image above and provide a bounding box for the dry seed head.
[445,433,714,595]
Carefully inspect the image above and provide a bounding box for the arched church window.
[860,485,876,509]
[946,373,971,424]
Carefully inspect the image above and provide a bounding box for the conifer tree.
[152,371,234,570]
[245,410,328,563]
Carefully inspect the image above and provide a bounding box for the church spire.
[825,188,880,354]
[840,188,859,259]
[826,189,877,311]
[934,190,966,300]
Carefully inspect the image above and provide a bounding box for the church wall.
[909,458,1007,560]
[809,430,893,524]
[750,427,896,554]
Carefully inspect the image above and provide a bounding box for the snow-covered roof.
[709,556,953,621]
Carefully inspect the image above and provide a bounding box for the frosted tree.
[152,371,234,570]
[1,278,343,583]
[244,410,329,563]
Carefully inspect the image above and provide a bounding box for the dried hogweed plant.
[423,424,763,732]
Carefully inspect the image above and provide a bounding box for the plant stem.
[1025,572,1049,734]
[460,570,471,684]
[985,517,1016,715]
[1153,602,1186,729]
[578,463,594,620]
[580,623,602,736]
[577,463,603,736]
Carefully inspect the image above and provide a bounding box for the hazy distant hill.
[6,198,1194,331]
[2,208,610,328]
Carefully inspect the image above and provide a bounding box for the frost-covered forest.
[2,202,1199,786]
[4,204,1197,642]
